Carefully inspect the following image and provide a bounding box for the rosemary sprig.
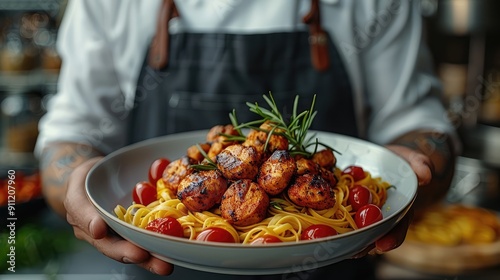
[191,92,339,172]
[239,92,336,157]
[189,144,218,170]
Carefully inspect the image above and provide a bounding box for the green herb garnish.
[189,144,218,170]
[233,92,338,157]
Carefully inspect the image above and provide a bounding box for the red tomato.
[250,235,282,245]
[132,181,157,206]
[148,158,171,185]
[342,165,366,182]
[348,185,373,211]
[301,224,338,240]
[355,204,383,228]
[145,217,184,237]
[196,227,235,243]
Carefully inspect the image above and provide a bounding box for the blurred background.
[0,0,499,279]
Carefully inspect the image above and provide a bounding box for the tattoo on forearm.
[40,144,101,199]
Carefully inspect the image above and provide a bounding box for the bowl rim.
[85,130,418,249]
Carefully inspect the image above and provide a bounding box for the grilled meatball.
[243,121,288,158]
[177,169,228,212]
[319,167,338,187]
[216,144,261,180]
[206,124,239,145]
[287,174,336,210]
[220,179,269,226]
[186,143,211,163]
[207,141,224,162]
[295,158,320,175]
[257,150,296,195]
[162,156,196,193]
[312,149,336,170]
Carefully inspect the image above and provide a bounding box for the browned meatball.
[206,124,239,146]
[257,150,296,195]
[243,121,288,158]
[311,149,336,170]
[216,144,261,180]
[287,174,336,210]
[177,169,228,212]
[186,142,211,163]
[295,158,320,175]
[162,156,196,193]
[220,179,269,226]
[207,141,224,162]
[319,167,338,187]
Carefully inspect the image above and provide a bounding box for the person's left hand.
[352,144,433,257]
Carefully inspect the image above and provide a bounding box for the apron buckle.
[303,0,330,72]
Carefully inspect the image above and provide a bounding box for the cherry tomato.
[145,217,184,237]
[348,185,373,211]
[250,235,282,245]
[342,165,366,182]
[148,158,171,185]
[196,227,235,243]
[132,181,157,206]
[301,224,338,240]
[355,204,383,228]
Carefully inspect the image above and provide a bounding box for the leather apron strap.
[148,0,330,71]
[148,0,179,70]
[128,0,357,144]
[303,0,330,71]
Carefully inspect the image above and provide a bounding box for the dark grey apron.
[128,0,358,144]
[127,0,374,279]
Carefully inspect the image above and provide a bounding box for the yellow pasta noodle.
[114,166,391,244]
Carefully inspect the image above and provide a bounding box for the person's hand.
[64,157,174,275]
[353,145,433,257]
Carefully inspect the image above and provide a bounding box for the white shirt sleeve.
[35,0,158,156]
[36,0,459,157]
[352,0,456,145]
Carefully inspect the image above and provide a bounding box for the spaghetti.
[114,165,391,244]
[114,94,393,243]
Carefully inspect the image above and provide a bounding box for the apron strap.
[303,0,330,72]
[148,0,330,71]
[148,0,179,70]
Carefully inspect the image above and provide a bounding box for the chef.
[36,0,458,279]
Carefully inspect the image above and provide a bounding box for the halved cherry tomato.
[355,204,383,228]
[132,181,157,206]
[348,184,373,211]
[342,165,366,182]
[196,227,235,243]
[301,224,338,240]
[250,235,282,245]
[145,217,184,237]
[148,158,171,185]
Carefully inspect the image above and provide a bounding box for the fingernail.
[122,257,133,264]
[149,267,158,274]
[89,219,96,238]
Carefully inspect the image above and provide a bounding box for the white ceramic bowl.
[86,130,417,275]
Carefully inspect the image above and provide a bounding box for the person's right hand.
[64,157,174,275]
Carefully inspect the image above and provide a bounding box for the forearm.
[39,142,102,217]
[389,130,457,213]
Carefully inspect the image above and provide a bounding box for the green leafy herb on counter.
[0,223,75,273]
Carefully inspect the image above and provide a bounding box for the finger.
[350,244,375,259]
[372,208,414,254]
[407,152,433,186]
[386,145,433,186]
[64,157,108,239]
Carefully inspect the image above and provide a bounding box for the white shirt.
[36,0,456,156]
